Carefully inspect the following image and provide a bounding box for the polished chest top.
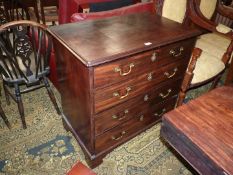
[50,13,200,66]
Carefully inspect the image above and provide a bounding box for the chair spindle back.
[0,21,52,86]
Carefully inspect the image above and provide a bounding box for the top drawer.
[94,38,195,88]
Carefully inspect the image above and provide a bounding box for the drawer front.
[94,38,195,88]
[95,97,177,153]
[94,78,182,135]
[94,59,188,113]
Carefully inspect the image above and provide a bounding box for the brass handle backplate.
[154,108,166,117]
[114,63,134,76]
[169,47,184,57]
[113,87,131,99]
[147,72,153,81]
[112,109,129,121]
[164,68,178,78]
[111,131,126,141]
[159,89,172,99]
[151,52,157,62]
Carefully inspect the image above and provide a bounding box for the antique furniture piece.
[170,0,233,106]
[0,101,11,129]
[40,0,59,25]
[161,85,233,175]
[222,0,232,6]
[2,0,40,22]
[2,0,31,21]
[0,20,61,129]
[50,12,200,167]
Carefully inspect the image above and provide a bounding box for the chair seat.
[216,23,232,34]
[195,33,231,60]
[192,51,225,84]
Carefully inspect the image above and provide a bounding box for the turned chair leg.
[177,91,186,107]
[0,103,11,129]
[0,84,11,129]
[43,78,61,115]
[15,85,26,129]
[3,82,10,105]
[176,48,202,107]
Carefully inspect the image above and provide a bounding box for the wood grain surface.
[49,13,200,67]
[51,12,201,168]
[162,85,233,175]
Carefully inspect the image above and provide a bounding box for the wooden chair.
[0,20,61,129]
[154,0,233,106]
[2,0,40,22]
[19,0,40,23]
[0,3,7,25]
[0,100,11,129]
[214,4,233,28]
[2,0,31,21]
[188,0,233,85]
[40,0,59,25]
[0,77,10,129]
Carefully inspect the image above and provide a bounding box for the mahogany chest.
[49,13,201,167]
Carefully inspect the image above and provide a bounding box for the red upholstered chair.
[71,2,155,22]
[58,0,141,24]
[75,0,140,13]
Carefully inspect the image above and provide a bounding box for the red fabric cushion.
[74,0,115,4]
[67,162,96,175]
[71,2,154,22]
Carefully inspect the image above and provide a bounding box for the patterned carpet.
[0,80,215,175]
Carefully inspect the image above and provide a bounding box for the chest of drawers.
[50,13,201,168]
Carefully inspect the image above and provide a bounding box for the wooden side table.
[161,85,233,175]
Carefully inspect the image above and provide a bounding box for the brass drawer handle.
[159,89,172,99]
[112,109,129,121]
[111,131,126,141]
[164,68,178,78]
[169,47,184,57]
[113,87,131,99]
[154,108,166,117]
[114,63,134,76]
[147,72,153,81]
[151,52,157,62]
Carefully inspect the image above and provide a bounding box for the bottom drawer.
[95,97,177,153]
